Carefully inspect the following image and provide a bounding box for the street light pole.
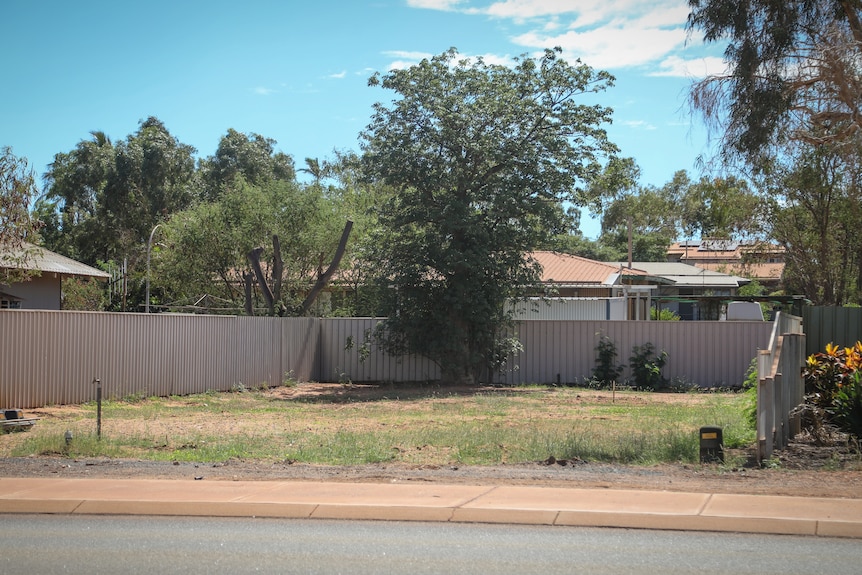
[145,223,162,313]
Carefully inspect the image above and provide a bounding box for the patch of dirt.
[2,383,860,498]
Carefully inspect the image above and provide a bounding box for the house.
[666,239,785,289]
[608,261,751,320]
[523,252,756,321]
[520,251,661,320]
[0,243,110,310]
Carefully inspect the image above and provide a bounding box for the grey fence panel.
[0,311,322,408]
[803,306,862,356]
[496,320,772,387]
[2,311,777,408]
[281,317,319,383]
[317,318,440,383]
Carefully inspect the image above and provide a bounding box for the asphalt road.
[2,515,860,575]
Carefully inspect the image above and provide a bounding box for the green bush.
[592,336,624,388]
[629,343,668,391]
[802,342,862,438]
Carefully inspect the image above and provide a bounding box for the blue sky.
[3,0,725,238]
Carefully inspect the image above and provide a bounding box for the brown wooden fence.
[2,310,774,408]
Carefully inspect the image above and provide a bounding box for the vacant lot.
[2,383,860,497]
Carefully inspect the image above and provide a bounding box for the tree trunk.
[247,247,275,315]
[243,272,254,316]
[298,220,353,316]
[272,235,283,305]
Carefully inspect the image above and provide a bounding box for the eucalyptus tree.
[44,118,198,267]
[360,48,619,385]
[200,129,295,199]
[0,147,42,282]
[687,0,862,166]
[688,0,862,302]
[43,118,198,310]
[767,143,862,305]
[41,131,114,261]
[152,178,350,315]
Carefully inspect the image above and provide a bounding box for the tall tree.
[680,175,765,239]
[42,131,114,260]
[200,129,295,199]
[767,143,862,304]
[0,147,42,283]
[360,48,618,385]
[152,179,349,315]
[687,0,862,166]
[43,118,198,310]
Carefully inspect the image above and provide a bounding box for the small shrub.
[629,343,668,391]
[650,307,680,321]
[802,342,862,438]
[742,358,758,429]
[282,370,298,387]
[592,336,624,388]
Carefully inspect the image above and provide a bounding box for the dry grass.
[2,383,752,466]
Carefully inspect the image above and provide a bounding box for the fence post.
[756,349,774,463]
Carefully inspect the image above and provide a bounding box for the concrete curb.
[1,478,860,538]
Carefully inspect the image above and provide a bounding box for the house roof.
[666,239,785,284]
[531,251,649,286]
[608,262,749,288]
[0,242,111,280]
[667,239,785,258]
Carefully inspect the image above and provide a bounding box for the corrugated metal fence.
[803,306,862,356]
[2,310,774,408]
[1,311,319,408]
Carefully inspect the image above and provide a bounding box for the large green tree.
[360,48,618,385]
[152,178,350,315]
[44,118,198,266]
[43,118,198,310]
[0,147,43,283]
[688,0,862,302]
[767,143,862,304]
[200,129,295,199]
[687,0,862,166]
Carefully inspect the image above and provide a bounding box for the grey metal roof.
[0,243,110,279]
[607,262,748,288]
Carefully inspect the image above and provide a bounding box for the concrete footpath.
[1,477,861,538]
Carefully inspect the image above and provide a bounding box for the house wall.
[2,310,777,408]
[510,298,626,320]
[2,275,62,310]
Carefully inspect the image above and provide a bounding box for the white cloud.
[650,55,729,78]
[254,86,276,96]
[406,0,464,10]
[405,0,724,75]
[384,50,435,60]
[381,49,511,71]
[514,25,686,69]
[620,119,657,130]
[328,70,347,79]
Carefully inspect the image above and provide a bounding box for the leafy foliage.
[152,179,348,315]
[802,342,862,437]
[766,144,862,305]
[629,343,669,391]
[361,48,618,384]
[0,147,43,283]
[592,336,625,387]
[687,0,862,166]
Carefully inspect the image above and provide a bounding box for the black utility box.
[699,426,724,463]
